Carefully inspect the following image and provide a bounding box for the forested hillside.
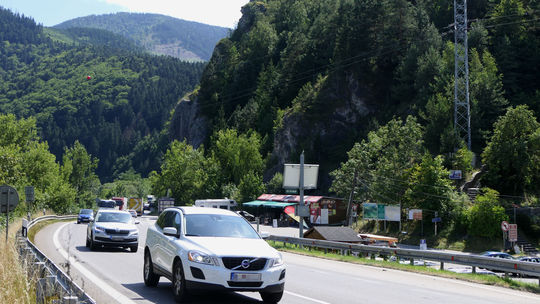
[0,6,205,181]
[54,12,230,61]
[172,0,539,192]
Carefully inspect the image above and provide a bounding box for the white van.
[194,199,237,210]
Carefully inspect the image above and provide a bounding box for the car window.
[96,212,132,223]
[185,214,259,238]
[156,211,168,229]
[80,209,93,214]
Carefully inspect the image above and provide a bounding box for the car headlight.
[94,226,105,233]
[188,251,217,266]
[270,254,284,268]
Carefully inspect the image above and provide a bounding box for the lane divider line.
[285,290,331,304]
[53,222,137,304]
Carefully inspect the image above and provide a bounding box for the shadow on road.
[122,282,263,303]
[74,245,135,253]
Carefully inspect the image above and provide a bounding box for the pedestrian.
[22,217,28,237]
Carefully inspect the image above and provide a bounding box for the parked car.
[86,209,139,252]
[480,251,516,259]
[143,207,285,303]
[236,210,256,221]
[77,209,94,224]
[519,256,540,263]
[128,209,137,218]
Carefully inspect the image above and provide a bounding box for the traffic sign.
[0,185,19,213]
[25,186,35,202]
[432,217,441,223]
[501,221,509,232]
[508,224,518,242]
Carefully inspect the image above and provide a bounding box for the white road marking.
[53,223,137,304]
[285,290,332,304]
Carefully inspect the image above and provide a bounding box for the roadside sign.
[0,185,19,213]
[501,221,509,232]
[432,217,441,223]
[449,170,462,180]
[508,224,518,242]
[25,186,35,203]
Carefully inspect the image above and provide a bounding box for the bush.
[466,188,509,238]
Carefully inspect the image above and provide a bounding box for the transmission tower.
[454,0,471,150]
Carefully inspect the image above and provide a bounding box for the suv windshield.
[80,209,93,215]
[185,214,259,238]
[96,212,132,223]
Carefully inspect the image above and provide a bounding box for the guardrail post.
[324,248,328,254]
[440,262,444,270]
[410,258,414,265]
[36,276,60,304]
[33,262,48,278]
[472,266,476,274]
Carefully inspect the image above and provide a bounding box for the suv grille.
[222,257,267,271]
[105,229,129,235]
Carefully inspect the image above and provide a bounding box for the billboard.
[408,209,423,220]
[363,203,401,221]
[283,164,319,189]
[384,205,401,221]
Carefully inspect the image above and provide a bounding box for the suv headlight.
[269,254,284,268]
[94,225,105,233]
[188,251,217,266]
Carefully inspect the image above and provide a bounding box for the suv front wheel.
[172,260,187,302]
[260,291,284,303]
[143,250,159,287]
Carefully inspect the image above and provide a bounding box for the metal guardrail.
[17,215,96,304]
[268,235,540,280]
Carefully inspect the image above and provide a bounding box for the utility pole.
[299,152,305,238]
[454,0,471,150]
[346,170,358,227]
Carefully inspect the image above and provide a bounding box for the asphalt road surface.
[34,218,540,304]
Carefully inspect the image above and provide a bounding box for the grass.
[0,218,36,303]
[268,241,540,294]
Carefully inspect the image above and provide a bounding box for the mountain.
[168,0,540,191]
[54,12,230,61]
[0,6,205,181]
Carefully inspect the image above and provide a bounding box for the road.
[34,218,540,304]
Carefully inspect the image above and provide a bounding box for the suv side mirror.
[163,227,178,237]
[259,231,270,239]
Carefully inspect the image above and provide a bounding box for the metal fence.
[268,235,540,283]
[17,215,96,304]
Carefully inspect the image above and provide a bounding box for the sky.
[0,0,250,28]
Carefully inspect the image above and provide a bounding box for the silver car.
[86,209,139,252]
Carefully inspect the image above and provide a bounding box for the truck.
[127,197,143,216]
[111,197,127,210]
[194,199,237,210]
[157,197,175,214]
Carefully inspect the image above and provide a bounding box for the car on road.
[143,207,285,303]
[77,209,94,224]
[236,210,255,222]
[86,209,139,252]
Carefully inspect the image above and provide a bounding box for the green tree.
[331,116,424,204]
[238,171,265,203]
[150,141,219,204]
[466,188,508,238]
[404,153,455,216]
[481,105,540,195]
[265,172,284,194]
[210,129,264,185]
[62,141,100,208]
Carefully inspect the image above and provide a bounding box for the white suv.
[143,207,285,303]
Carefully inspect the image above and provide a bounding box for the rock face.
[269,72,374,183]
[168,95,208,148]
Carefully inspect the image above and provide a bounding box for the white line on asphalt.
[53,223,137,304]
[285,291,332,304]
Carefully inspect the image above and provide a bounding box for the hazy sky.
[0,0,250,28]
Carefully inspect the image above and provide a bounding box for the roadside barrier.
[268,235,540,285]
[16,215,96,304]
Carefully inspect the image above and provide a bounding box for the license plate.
[230,273,261,281]
[111,236,124,241]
